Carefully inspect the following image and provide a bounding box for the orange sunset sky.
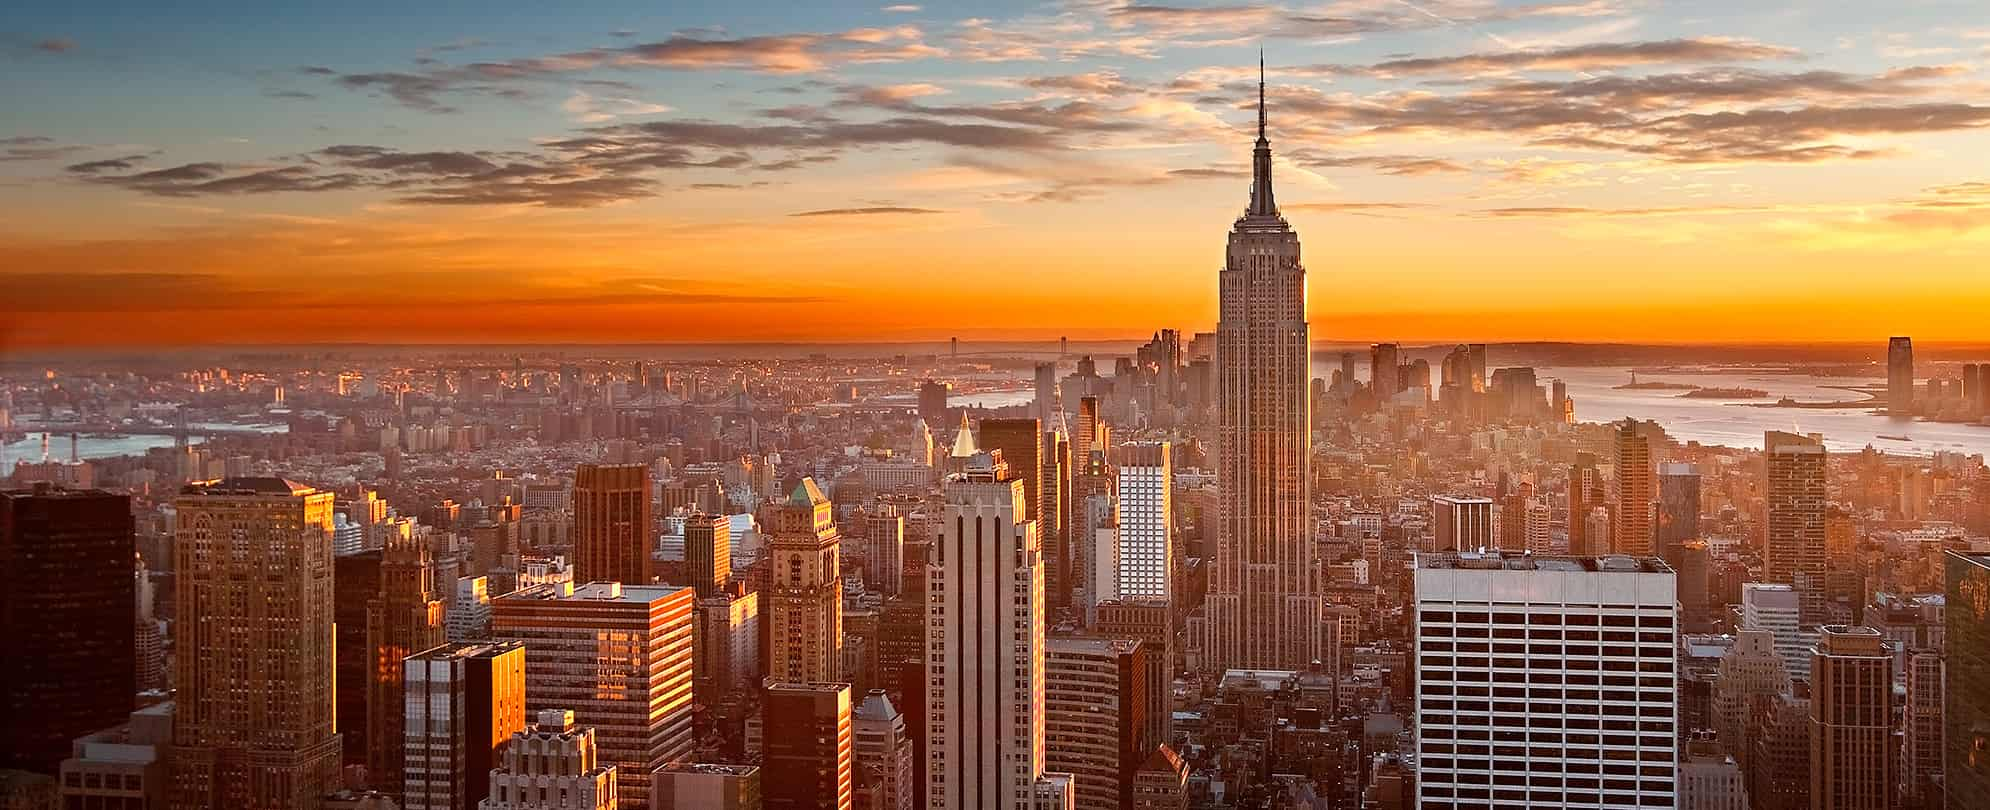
[4,1,1989,349]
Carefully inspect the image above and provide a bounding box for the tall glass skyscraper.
[1946,551,1990,809]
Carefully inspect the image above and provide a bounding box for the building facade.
[852,690,914,810]
[763,479,844,683]
[1204,65,1322,673]
[479,709,616,810]
[926,453,1046,809]
[168,478,342,810]
[1764,431,1828,611]
[369,526,448,794]
[1428,496,1494,553]
[1044,636,1148,810]
[1610,420,1654,556]
[0,485,135,775]
[1946,551,1990,809]
[572,463,652,587]
[650,763,759,810]
[1413,552,1679,810]
[1113,442,1171,602]
[1888,337,1915,415]
[492,582,694,810]
[402,641,527,810]
[1809,626,1891,810]
[761,682,853,810]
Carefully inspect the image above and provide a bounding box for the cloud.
[311,27,946,113]
[1263,60,1986,165]
[1167,167,1245,179]
[1017,71,1141,99]
[336,72,466,113]
[35,37,77,53]
[882,4,922,11]
[64,154,151,174]
[1288,149,1470,176]
[1,135,89,162]
[83,163,370,196]
[0,269,824,314]
[790,206,947,216]
[562,91,673,123]
[1310,37,1799,76]
[1282,201,1430,216]
[1101,0,1636,44]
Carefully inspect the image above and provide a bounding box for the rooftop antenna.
[1257,48,1267,141]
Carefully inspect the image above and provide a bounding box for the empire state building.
[1202,61,1322,671]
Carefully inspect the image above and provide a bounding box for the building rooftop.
[1048,635,1141,655]
[496,581,691,603]
[1414,550,1671,574]
[180,476,317,496]
[655,762,760,776]
[2,484,122,500]
[408,640,524,660]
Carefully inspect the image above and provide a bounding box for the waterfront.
[1309,362,1990,457]
[2,431,203,462]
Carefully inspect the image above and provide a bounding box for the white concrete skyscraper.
[1413,552,1679,810]
[924,451,1048,809]
[1203,58,1322,671]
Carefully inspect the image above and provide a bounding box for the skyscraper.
[1044,636,1149,810]
[1742,582,1816,680]
[1204,62,1322,672]
[572,463,653,587]
[481,709,618,810]
[1114,442,1171,602]
[761,682,854,810]
[369,525,448,794]
[169,478,342,810]
[1611,419,1655,556]
[979,418,1043,523]
[863,504,905,598]
[1902,649,1944,807]
[1656,462,1701,564]
[1413,552,1679,810]
[1945,550,1990,809]
[764,478,844,683]
[1764,430,1827,612]
[1888,336,1915,415]
[852,689,914,810]
[401,641,527,810]
[1567,452,1607,556]
[1042,426,1069,610]
[926,452,1046,808]
[1034,361,1058,426]
[1427,495,1493,552]
[1370,343,1400,398]
[493,582,695,810]
[0,485,134,775]
[1711,629,1791,757]
[694,581,760,705]
[684,512,731,598]
[1809,625,1892,810]
[917,379,951,428]
[335,548,384,768]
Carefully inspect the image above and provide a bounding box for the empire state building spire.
[1248,51,1277,217]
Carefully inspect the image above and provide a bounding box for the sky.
[3,0,1989,349]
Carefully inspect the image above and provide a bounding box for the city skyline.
[6,1,1990,348]
[6,4,1990,810]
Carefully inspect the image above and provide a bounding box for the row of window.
[1419,611,1673,627]
[1423,721,1673,739]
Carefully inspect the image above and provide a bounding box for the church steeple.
[1248,51,1277,217]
